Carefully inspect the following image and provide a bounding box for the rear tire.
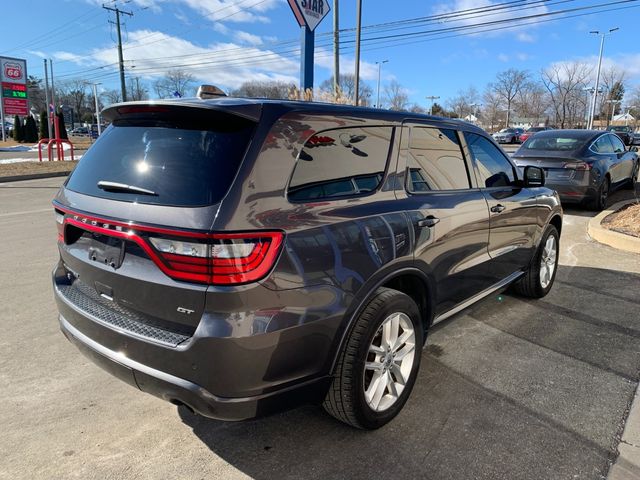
[513,225,559,298]
[592,176,610,211]
[626,162,639,190]
[323,288,423,429]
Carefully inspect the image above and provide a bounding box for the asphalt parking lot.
[1,177,639,480]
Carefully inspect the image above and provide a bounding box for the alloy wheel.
[363,312,416,412]
[539,235,557,289]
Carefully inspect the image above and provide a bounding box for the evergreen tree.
[56,112,68,140]
[24,116,38,143]
[12,116,24,142]
[39,111,48,139]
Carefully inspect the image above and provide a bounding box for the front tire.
[323,288,423,429]
[513,225,559,298]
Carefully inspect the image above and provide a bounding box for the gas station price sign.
[2,82,27,99]
[0,57,28,117]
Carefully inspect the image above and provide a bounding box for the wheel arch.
[328,267,435,375]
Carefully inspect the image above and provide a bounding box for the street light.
[607,99,622,125]
[375,60,389,109]
[588,27,619,129]
[426,95,440,116]
[470,103,482,124]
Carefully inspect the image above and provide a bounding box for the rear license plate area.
[88,235,125,269]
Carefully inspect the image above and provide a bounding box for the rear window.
[522,135,584,151]
[287,126,393,202]
[65,114,254,207]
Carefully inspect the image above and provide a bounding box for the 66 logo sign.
[4,63,23,80]
[0,57,26,84]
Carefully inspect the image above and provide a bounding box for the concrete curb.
[587,200,640,254]
[0,171,72,183]
[608,385,640,479]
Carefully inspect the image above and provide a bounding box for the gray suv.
[53,91,563,429]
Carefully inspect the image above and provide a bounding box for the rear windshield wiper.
[97,180,157,196]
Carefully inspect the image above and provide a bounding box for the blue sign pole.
[300,25,314,92]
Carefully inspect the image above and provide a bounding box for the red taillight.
[149,233,284,285]
[54,205,284,286]
[563,161,591,170]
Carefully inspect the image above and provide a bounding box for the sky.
[2,0,640,107]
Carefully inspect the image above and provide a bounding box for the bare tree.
[58,79,90,120]
[231,80,296,99]
[541,61,592,128]
[127,77,149,101]
[383,80,409,111]
[101,89,122,106]
[154,70,196,99]
[408,104,426,114]
[446,86,479,119]
[598,66,627,118]
[628,85,640,127]
[489,69,530,127]
[514,82,549,125]
[482,89,505,131]
[319,74,373,106]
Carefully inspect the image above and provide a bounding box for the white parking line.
[0,208,51,217]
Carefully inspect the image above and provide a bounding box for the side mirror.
[630,146,638,153]
[524,166,545,187]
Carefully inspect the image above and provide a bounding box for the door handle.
[416,216,440,228]
[491,204,506,213]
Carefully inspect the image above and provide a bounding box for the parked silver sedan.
[492,128,522,144]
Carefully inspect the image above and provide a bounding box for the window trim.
[463,131,520,190]
[403,126,475,195]
[286,125,395,204]
[607,133,626,153]
[589,134,616,155]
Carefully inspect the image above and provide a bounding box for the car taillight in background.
[54,207,284,286]
[563,161,591,170]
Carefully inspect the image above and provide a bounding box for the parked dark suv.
[53,90,563,429]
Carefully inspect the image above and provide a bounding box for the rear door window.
[406,127,470,192]
[65,113,254,207]
[287,126,393,202]
[591,135,615,154]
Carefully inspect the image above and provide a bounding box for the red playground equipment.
[38,112,74,162]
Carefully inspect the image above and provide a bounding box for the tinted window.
[288,127,392,202]
[523,135,583,151]
[406,127,470,192]
[609,134,625,153]
[592,135,614,154]
[66,117,253,207]
[465,133,516,188]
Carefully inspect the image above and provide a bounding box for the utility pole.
[426,95,440,116]
[375,60,388,108]
[588,27,618,130]
[354,0,362,106]
[49,59,56,121]
[43,59,52,139]
[103,4,133,102]
[333,0,340,99]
